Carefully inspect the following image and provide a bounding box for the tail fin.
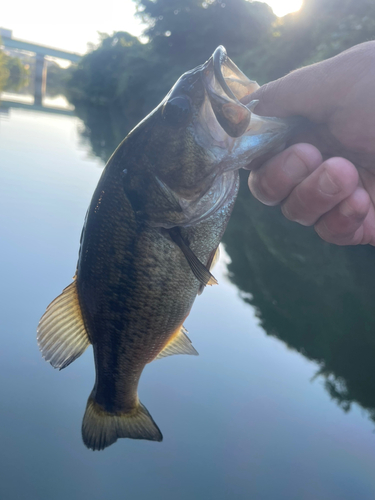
[82,395,163,451]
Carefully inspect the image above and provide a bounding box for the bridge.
[1,29,81,106]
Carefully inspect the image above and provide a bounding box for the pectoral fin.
[155,325,198,360]
[169,228,218,287]
[153,175,182,213]
[37,280,91,370]
[198,245,220,296]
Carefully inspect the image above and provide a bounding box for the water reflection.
[74,104,129,162]
[76,101,375,426]
[3,104,375,500]
[223,176,375,422]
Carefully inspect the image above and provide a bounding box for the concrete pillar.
[34,53,46,106]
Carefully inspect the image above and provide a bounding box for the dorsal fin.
[155,325,198,360]
[37,280,91,370]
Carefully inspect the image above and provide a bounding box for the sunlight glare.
[265,0,303,17]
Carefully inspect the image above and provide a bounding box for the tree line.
[62,0,375,160]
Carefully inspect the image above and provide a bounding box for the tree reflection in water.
[223,173,375,422]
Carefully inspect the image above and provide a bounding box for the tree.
[0,44,29,94]
[3,55,29,92]
[0,49,9,93]
[46,61,70,97]
[135,0,275,68]
[240,0,375,84]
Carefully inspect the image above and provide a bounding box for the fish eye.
[162,96,192,127]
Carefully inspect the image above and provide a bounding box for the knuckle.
[281,186,317,226]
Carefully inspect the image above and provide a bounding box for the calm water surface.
[2,107,375,500]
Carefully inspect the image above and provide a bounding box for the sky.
[1,0,303,55]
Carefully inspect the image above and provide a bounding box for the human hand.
[247,41,375,245]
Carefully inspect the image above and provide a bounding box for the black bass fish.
[37,47,296,451]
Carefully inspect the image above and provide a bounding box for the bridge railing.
[1,33,81,106]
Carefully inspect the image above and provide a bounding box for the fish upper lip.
[205,45,258,104]
[201,46,258,138]
[212,46,238,101]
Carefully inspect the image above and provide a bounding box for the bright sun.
[266,0,303,17]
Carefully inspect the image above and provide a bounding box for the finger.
[248,144,323,206]
[247,44,370,121]
[247,66,334,121]
[281,157,359,226]
[314,188,371,245]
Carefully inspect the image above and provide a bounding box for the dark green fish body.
[78,139,238,430]
[38,47,297,450]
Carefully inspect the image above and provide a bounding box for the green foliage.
[241,0,375,83]
[67,32,145,105]
[0,49,9,92]
[46,62,70,97]
[3,54,29,92]
[303,0,375,63]
[66,32,165,139]
[0,46,29,93]
[135,0,274,67]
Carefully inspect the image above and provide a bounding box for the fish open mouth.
[203,46,259,138]
[156,46,296,227]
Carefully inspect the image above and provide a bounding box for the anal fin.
[155,325,198,360]
[37,280,91,370]
[169,228,218,287]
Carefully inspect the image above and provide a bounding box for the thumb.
[249,62,334,121]
[248,43,370,121]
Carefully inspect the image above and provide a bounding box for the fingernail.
[282,152,307,181]
[339,200,355,217]
[318,169,341,195]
